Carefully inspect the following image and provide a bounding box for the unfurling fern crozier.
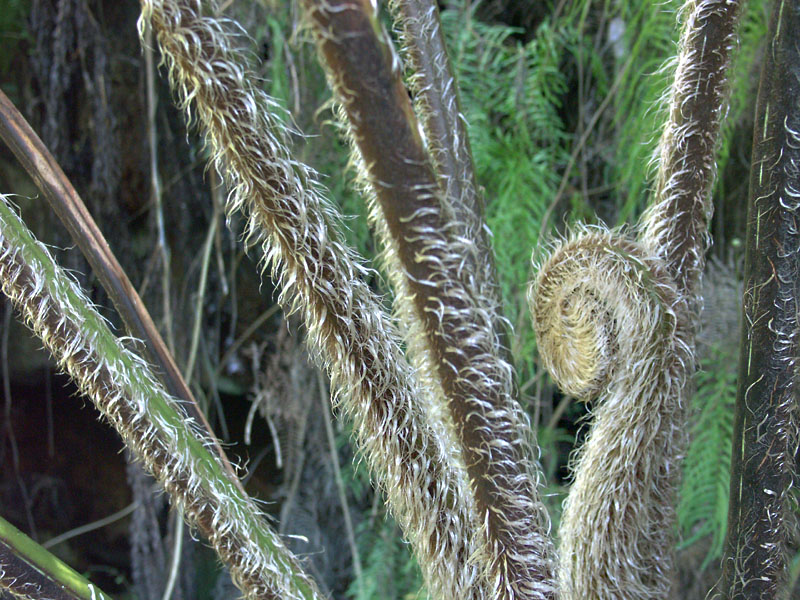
[530,230,692,600]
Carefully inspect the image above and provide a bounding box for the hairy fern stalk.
[530,230,692,599]
[301,1,555,597]
[0,0,765,598]
[717,1,800,596]
[529,1,741,599]
[140,0,492,598]
[0,194,322,600]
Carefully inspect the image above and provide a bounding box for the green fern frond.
[678,345,737,570]
[348,517,424,600]
[609,0,682,223]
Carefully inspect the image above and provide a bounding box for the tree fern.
[718,1,800,594]
[0,0,789,598]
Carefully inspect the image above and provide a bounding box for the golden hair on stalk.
[529,227,692,600]
[531,228,684,401]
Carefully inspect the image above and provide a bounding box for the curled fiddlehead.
[530,1,741,597]
[530,229,692,599]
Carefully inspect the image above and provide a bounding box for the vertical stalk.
[144,21,175,354]
[641,0,742,308]
[718,1,800,597]
[637,0,741,589]
[317,373,364,597]
[386,0,484,232]
[302,2,554,598]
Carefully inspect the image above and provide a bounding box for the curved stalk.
[532,2,741,597]
[530,230,692,600]
[641,0,742,310]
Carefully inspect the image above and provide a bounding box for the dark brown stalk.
[1,545,87,600]
[0,90,242,493]
[1,517,112,600]
[303,1,554,597]
[386,0,514,360]
[717,1,800,597]
[641,0,742,308]
[386,0,484,231]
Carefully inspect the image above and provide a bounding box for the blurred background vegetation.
[1,0,789,598]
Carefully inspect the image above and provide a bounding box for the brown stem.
[303,1,554,597]
[141,0,486,597]
[717,1,800,597]
[0,90,243,495]
[386,0,484,230]
[641,0,742,305]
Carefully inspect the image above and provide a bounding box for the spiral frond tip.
[529,228,693,599]
[529,230,680,402]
